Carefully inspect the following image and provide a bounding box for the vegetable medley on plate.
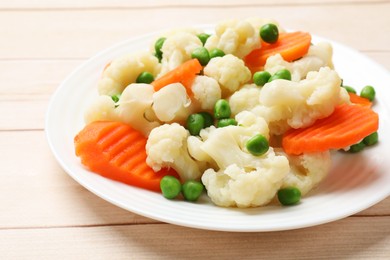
[74,18,379,209]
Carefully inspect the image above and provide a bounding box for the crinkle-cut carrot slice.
[151,58,202,95]
[348,92,372,107]
[282,104,379,155]
[74,121,177,192]
[245,31,312,71]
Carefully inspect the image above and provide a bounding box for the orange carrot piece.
[348,92,372,107]
[74,121,177,192]
[151,58,202,95]
[245,31,312,71]
[282,104,379,155]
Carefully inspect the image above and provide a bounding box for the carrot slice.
[74,121,177,192]
[151,58,202,95]
[245,31,312,71]
[348,92,372,107]
[282,104,379,155]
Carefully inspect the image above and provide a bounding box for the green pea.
[360,85,376,101]
[246,134,269,156]
[277,187,301,206]
[260,23,279,44]
[209,48,225,59]
[191,47,210,66]
[268,69,291,82]
[136,72,154,84]
[182,180,204,202]
[154,37,166,62]
[160,176,182,199]
[214,99,231,119]
[342,85,356,94]
[253,71,271,86]
[348,142,365,153]
[217,118,237,128]
[186,113,205,136]
[363,132,378,146]
[111,94,121,103]
[199,112,214,128]
[197,33,210,46]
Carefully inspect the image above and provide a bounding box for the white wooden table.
[1,0,389,258]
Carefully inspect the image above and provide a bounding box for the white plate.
[46,25,390,232]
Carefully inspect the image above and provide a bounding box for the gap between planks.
[0,221,164,231]
[1,219,389,259]
[0,215,388,231]
[1,6,390,59]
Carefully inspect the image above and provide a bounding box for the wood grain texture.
[1,0,389,258]
[0,3,389,59]
[1,217,389,259]
[1,0,388,9]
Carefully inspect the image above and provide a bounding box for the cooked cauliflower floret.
[84,83,160,136]
[191,75,222,110]
[187,135,215,166]
[251,105,291,135]
[235,110,270,141]
[265,42,334,81]
[158,32,203,77]
[204,54,251,96]
[278,150,331,195]
[197,125,265,170]
[188,111,289,207]
[252,67,349,135]
[188,110,270,169]
[115,83,160,136]
[84,95,119,123]
[146,123,205,181]
[228,84,262,115]
[98,51,161,96]
[205,19,260,58]
[202,152,289,208]
[308,42,334,69]
[152,83,194,123]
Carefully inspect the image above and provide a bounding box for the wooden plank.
[0,0,386,9]
[0,59,82,130]
[0,96,47,130]
[0,217,389,259]
[0,130,155,229]
[0,4,389,59]
[0,59,84,95]
[0,130,388,229]
[360,197,390,215]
